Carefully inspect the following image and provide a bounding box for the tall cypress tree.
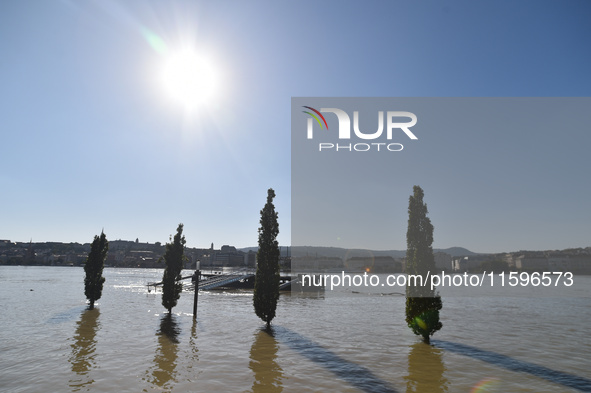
[405,186,442,343]
[84,231,108,309]
[161,223,186,314]
[253,188,280,328]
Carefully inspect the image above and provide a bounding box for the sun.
[161,49,218,109]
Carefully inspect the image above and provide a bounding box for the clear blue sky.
[1,1,590,252]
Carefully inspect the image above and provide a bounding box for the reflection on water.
[186,319,199,376]
[250,327,283,393]
[433,340,591,392]
[405,342,448,393]
[275,326,398,393]
[69,308,100,392]
[147,314,180,391]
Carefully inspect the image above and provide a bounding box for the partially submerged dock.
[147,272,296,292]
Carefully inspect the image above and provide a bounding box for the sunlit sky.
[1,1,590,252]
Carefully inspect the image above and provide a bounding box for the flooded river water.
[1,266,589,392]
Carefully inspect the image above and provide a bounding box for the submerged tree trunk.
[253,188,280,327]
[161,224,186,314]
[404,186,442,342]
[84,231,108,309]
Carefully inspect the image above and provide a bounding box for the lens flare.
[141,28,168,55]
[414,317,427,331]
[470,377,500,392]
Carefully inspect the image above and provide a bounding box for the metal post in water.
[192,274,199,319]
[192,260,200,320]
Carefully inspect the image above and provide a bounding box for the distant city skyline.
[1,1,590,253]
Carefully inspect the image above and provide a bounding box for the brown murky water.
[0,266,589,392]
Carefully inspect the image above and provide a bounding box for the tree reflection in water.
[249,327,283,393]
[405,342,448,393]
[147,313,180,391]
[69,308,100,392]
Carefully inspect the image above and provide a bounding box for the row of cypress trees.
[83,186,441,344]
[157,189,281,320]
[151,190,282,322]
[81,189,281,323]
[82,223,188,314]
[251,185,442,344]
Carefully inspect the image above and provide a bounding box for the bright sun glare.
[161,49,218,109]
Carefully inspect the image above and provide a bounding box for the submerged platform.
[147,272,295,291]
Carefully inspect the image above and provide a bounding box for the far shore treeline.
[2,240,590,275]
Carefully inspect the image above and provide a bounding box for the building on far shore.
[506,253,591,274]
[434,252,453,271]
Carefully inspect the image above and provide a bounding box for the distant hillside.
[239,246,478,258]
[438,247,478,257]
